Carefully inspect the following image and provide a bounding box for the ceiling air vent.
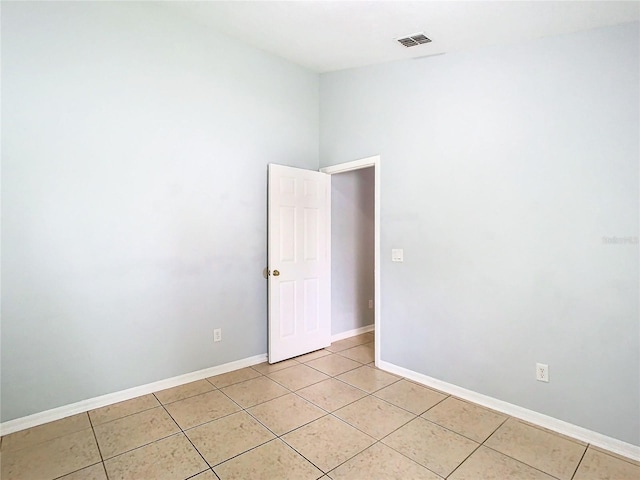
[397,33,432,48]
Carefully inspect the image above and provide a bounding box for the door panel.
[268,164,331,363]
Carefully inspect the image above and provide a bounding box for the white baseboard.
[0,353,268,436]
[331,324,374,342]
[378,360,640,462]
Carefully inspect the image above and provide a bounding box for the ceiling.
[159,1,640,73]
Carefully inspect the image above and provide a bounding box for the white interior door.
[268,164,331,363]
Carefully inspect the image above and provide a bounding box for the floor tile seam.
[332,371,402,395]
[49,459,105,480]
[413,416,488,449]
[370,391,444,418]
[242,407,287,438]
[278,433,362,475]
[325,346,353,353]
[511,418,589,448]
[324,410,380,444]
[289,389,335,415]
[155,386,222,408]
[331,404,418,442]
[207,435,276,468]
[209,437,291,471]
[185,467,217,480]
[215,373,275,392]
[303,360,363,378]
[273,436,332,476]
[210,372,270,390]
[336,340,375,352]
[230,389,293,410]
[441,441,483,479]
[94,401,179,436]
[332,337,373,348]
[320,440,389,477]
[332,351,372,365]
[443,395,510,420]
[332,410,417,443]
[182,404,276,468]
[91,399,162,429]
[481,419,588,478]
[339,375,404,395]
[251,359,302,375]
[479,443,566,480]
[414,393,451,416]
[296,356,328,365]
[291,388,331,413]
[476,414,510,445]
[569,445,589,480]
[586,444,640,468]
[161,396,247,436]
[420,409,509,445]
[99,429,185,462]
[399,375,448,392]
[215,378,290,410]
[375,439,447,480]
[204,376,223,388]
[332,393,419,424]
[254,389,331,418]
[336,340,374,349]
[87,412,107,465]
[244,401,329,439]
[178,423,217,477]
[264,372,331,393]
[324,437,384,475]
[265,365,331,381]
[0,413,94,454]
[0,426,100,457]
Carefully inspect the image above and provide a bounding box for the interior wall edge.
[0,353,267,437]
[331,324,374,343]
[378,360,640,461]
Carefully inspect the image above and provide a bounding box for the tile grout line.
[9,337,634,480]
[294,348,408,475]
[282,359,395,476]
[155,392,216,479]
[443,442,483,479]
[478,443,565,480]
[478,416,586,480]
[216,350,381,477]
[569,444,590,480]
[86,410,106,471]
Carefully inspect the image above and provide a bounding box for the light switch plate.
[392,249,404,262]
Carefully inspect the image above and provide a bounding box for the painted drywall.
[320,23,640,445]
[331,168,375,335]
[1,2,319,422]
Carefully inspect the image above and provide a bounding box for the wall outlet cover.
[391,249,404,262]
[536,363,549,382]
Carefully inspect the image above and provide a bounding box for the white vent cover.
[397,33,432,48]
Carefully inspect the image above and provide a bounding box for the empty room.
[1,1,638,479]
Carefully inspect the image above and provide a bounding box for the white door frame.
[320,155,381,366]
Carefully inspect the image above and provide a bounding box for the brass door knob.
[273,270,280,276]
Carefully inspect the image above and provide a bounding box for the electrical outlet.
[214,328,222,343]
[368,299,373,309]
[536,363,549,382]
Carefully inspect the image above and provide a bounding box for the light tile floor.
[2,332,639,480]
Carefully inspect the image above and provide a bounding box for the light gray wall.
[1,2,319,422]
[320,23,639,445]
[331,168,375,335]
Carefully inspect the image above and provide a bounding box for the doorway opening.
[321,155,381,366]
